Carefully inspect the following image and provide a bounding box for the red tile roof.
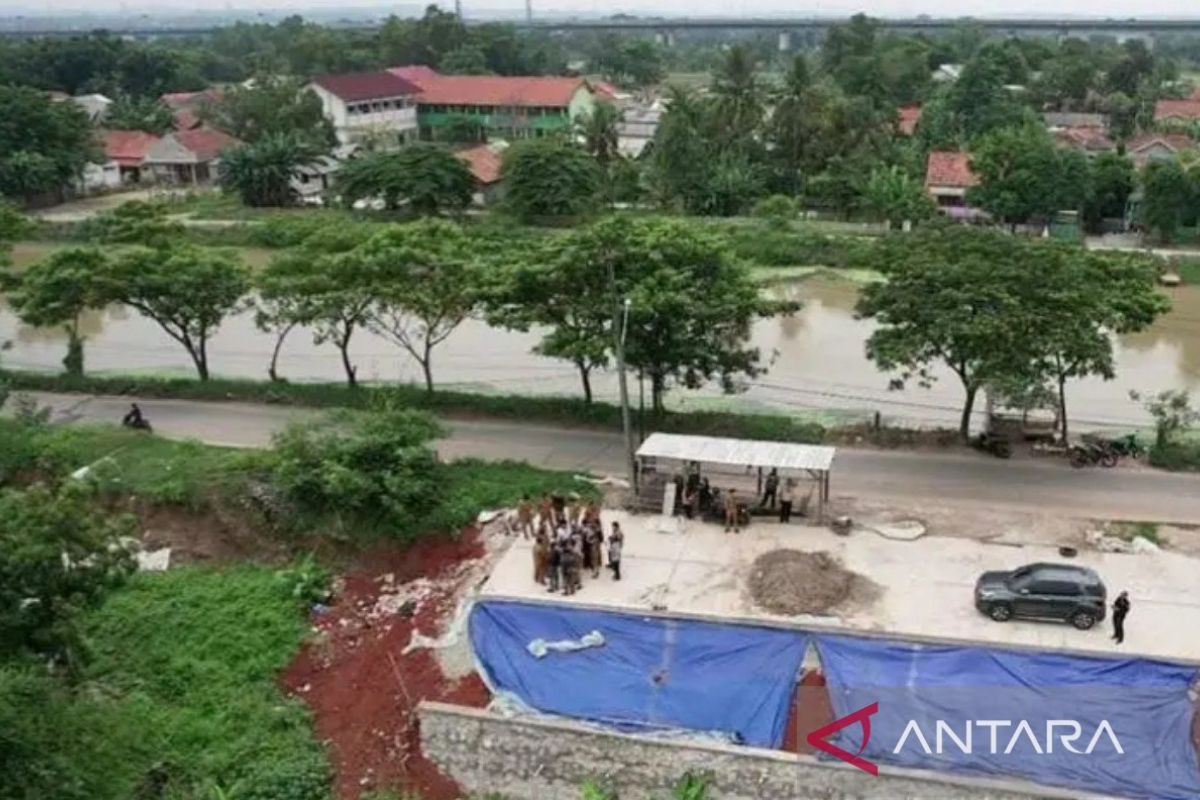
[173,108,201,131]
[101,129,160,166]
[410,75,587,108]
[1127,132,1196,154]
[455,144,503,185]
[1154,98,1200,122]
[1054,126,1114,152]
[388,65,441,89]
[174,127,241,161]
[897,105,922,136]
[311,71,421,102]
[925,151,977,189]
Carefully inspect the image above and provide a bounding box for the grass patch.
[1,370,829,446]
[1111,520,1163,545]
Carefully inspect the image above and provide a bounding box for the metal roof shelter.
[635,433,836,519]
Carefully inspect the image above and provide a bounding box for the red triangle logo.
[805,701,880,776]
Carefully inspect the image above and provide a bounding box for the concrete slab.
[481,511,1200,664]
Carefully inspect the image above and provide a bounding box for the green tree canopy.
[501,138,603,222]
[218,133,324,208]
[202,76,336,145]
[0,85,97,202]
[967,123,1090,227]
[104,93,175,134]
[5,247,109,376]
[105,245,250,380]
[1082,152,1135,233]
[860,165,936,228]
[81,200,183,248]
[336,144,475,215]
[1140,158,1195,244]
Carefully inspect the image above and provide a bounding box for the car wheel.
[1071,611,1096,630]
[989,603,1012,622]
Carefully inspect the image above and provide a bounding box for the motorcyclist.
[122,403,146,428]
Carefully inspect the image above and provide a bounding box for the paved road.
[23,391,1200,524]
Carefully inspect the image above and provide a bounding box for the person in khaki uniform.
[724,489,741,533]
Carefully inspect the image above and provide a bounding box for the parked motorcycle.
[1069,440,1118,468]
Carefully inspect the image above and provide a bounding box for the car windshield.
[1007,567,1032,588]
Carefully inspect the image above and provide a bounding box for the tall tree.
[218,133,323,208]
[860,165,936,228]
[0,86,96,202]
[650,86,713,211]
[967,124,1090,228]
[353,220,480,392]
[335,144,474,215]
[857,227,1042,440]
[501,138,603,222]
[1140,158,1195,244]
[257,226,374,387]
[575,103,621,166]
[710,45,765,150]
[5,248,109,376]
[105,245,250,380]
[1082,152,1135,233]
[201,76,335,145]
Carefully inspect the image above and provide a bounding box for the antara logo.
[806,703,1124,777]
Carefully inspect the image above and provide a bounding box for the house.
[1153,98,1200,125]
[617,100,663,158]
[1126,132,1197,167]
[932,63,963,83]
[1053,126,1115,157]
[897,104,922,136]
[160,88,222,131]
[925,151,985,219]
[71,93,112,123]
[291,144,359,205]
[143,127,241,185]
[307,71,422,148]
[389,66,597,141]
[79,129,160,192]
[1043,112,1106,131]
[455,141,508,205]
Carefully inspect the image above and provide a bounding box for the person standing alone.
[779,478,796,523]
[1111,591,1130,644]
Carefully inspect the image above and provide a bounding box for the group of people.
[516,494,623,595]
[676,465,801,532]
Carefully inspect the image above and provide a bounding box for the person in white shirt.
[779,478,796,523]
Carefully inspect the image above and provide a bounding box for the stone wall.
[420,702,1087,800]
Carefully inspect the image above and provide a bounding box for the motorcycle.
[1069,440,1118,468]
[1105,433,1145,460]
[973,430,1012,459]
[121,416,153,433]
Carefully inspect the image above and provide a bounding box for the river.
[2,272,1198,432]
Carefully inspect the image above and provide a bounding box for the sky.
[4,0,1200,20]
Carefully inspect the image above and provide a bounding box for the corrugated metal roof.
[636,433,835,473]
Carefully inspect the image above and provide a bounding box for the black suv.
[974,563,1107,630]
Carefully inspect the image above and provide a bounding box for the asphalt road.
[22,391,1200,524]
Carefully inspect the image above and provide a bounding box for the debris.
[579,473,631,489]
[1086,529,1160,554]
[527,630,605,659]
[135,547,172,572]
[869,519,926,541]
[748,549,874,616]
[831,516,853,536]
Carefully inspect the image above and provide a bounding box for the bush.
[725,226,868,269]
[1149,440,1200,471]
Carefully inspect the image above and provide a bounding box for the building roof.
[145,127,241,163]
[455,143,504,185]
[160,88,222,110]
[1127,132,1196,153]
[897,104,922,136]
[1154,98,1200,121]
[925,151,978,189]
[1043,111,1106,129]
[1054,126,1114,152]
[388,64,441,89]
[411,74,588,108]
[311,71,421,102]
[101,129,160,166]
[636,432,836,473]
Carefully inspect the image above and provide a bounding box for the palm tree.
[218,133,323,208]
[575,102,621,165]
[710,45,764,149]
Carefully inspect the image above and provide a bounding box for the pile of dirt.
[280,528,494,800]
[748,549,868,616]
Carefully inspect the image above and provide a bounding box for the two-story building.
[307,71,422,148]
[387,66,596,142]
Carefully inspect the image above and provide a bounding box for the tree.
[0,483,135,665]
[5,248,109,376]
[0,85,96,202]
[967,124,1089,228]
[861,165,935,228]
[710,45,765,150]
[257,226,374,387]
[858,227,1043,440]
[1138,390,1200,449]
[591,36,663,89]
[501,138,603,222]
[440,44,489,75]
[0,201,32,270]
[576,103,621,166]
[569,217,794,410]
[1140,158,1194,244]
[203,75,335,145]
[104,93,174,134]
[1082,152,1135,233]
[335,144,474,215]
[353,220,480,392]
[81,200,183,248]
[105,245,250,380]
[218,133,323,208]
[651,86,713,212]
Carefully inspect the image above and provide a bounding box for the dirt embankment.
[280,530,493,800]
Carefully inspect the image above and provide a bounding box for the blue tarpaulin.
[816,634,1200,800]
[469,600,808,748]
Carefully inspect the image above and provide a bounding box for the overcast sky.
[7,0,1200,20]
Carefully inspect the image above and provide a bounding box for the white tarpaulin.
[635,433,835,473]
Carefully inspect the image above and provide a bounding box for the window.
[1032,580,1079,596]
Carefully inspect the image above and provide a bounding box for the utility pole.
[455,0,463,20]
[525,0,533,24]
[608,261,637,493]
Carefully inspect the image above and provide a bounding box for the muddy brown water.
[3,274,1198,431]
